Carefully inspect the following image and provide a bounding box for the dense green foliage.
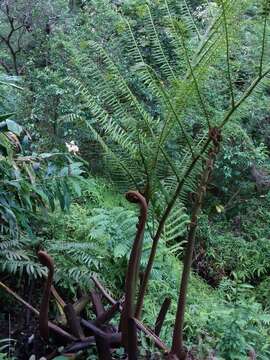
[43,178,270,359]
[0,78,84,276]
[1,0,270,359]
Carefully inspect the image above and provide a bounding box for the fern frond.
[87,41,155,131]
[88,121,140,187]
[145,5,178,82]
[162,202,189,244]
[70,78,137,153]
[1,258,45,278]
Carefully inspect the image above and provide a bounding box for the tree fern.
[67,0,270,312]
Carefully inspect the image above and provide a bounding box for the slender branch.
[137,132,151,201]
[0,34,8,44]
[0,3,30,75]
[90,291,104,317]
[91,277,168,352]
[51,285,66,308]
[62,338,95,353]
[0,37,18,74]
[80,319,121,346]
[13,24,25,32]
[159,146,181,182]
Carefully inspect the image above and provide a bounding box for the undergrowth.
[39,178,270,359]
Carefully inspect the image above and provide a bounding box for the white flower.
[193,2,218,22]
[65,140,79,154]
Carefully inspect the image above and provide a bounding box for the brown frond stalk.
[170,128,222,359]
[121,191,148,349]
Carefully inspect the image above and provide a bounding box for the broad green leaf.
[6,119,23,136]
